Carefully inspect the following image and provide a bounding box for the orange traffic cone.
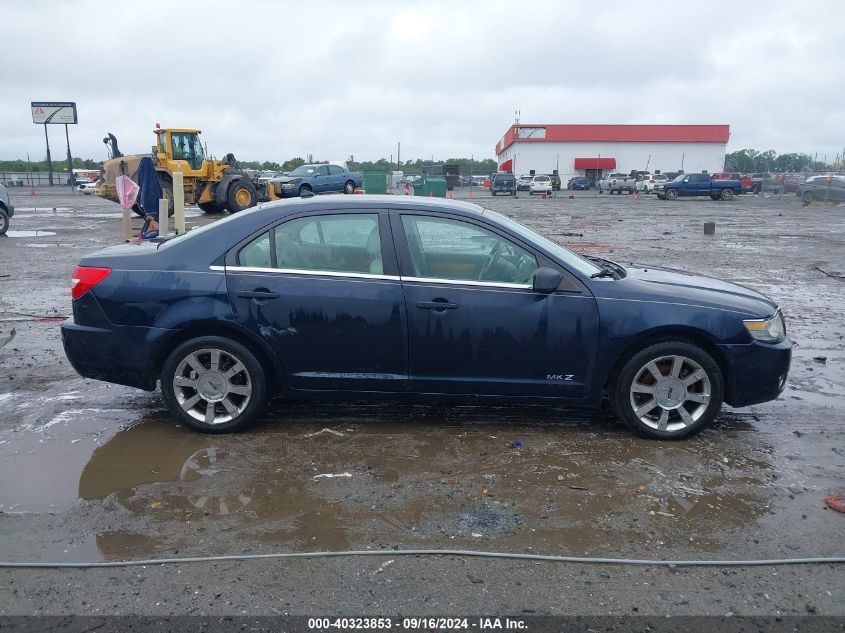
[467,190,472,200]
[447,191,453,199]
[428,191,433,197]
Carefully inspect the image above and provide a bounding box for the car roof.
[255,194,486,217]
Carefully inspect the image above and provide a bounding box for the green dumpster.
[362,170,388,195]
[412,177,447,198]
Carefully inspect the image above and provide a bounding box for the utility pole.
[43,124,53,186]
[65,123,74,192]
[397,142,400,170]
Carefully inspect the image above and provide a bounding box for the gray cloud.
[1,0,843,163]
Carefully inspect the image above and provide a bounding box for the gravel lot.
[0,186,842,617]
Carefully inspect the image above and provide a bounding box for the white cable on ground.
[0,549,843,569]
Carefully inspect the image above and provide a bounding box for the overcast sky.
[2,0,843,164]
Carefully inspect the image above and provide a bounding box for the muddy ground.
[0,186,842,617]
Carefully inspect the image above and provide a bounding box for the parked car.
[270,164,363,198]
[490,172,516,196]
[711,172,752,193]
[635,174,668,193]
[61,196,791,440]
[598,173,636,194]
[798,177,845,204]
[656,173,742,200]
[0,183,14,235]
[516,175,532,191]
[528,175,553,195]
[77,181,98,195]
[567,177,590,190]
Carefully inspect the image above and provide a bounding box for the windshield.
[673,174,687,182]
[288,165,317,177]
[484,210,602,277]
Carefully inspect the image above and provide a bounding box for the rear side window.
[238,232,272,267]
[278,214,382,274]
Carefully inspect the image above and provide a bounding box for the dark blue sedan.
[62,197,791,439]
[567,177,590,190]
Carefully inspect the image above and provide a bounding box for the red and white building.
[495,124,730,181]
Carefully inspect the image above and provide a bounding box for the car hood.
[595,264,779,318]
[272,177,303,185]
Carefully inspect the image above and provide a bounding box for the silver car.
[0,183,15,235]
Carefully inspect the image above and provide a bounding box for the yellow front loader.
[97,126,279,215]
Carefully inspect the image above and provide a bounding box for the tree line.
[724,149,840,173]
[3,151,837,176]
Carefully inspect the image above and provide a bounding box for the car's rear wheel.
[665,189,678,200]
[611,340,724,439]
[344,180,355,194]
[801,190,813,204]
[720,188,734,201]
[160,336,269,434]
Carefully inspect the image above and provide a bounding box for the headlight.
[744,311,785,342]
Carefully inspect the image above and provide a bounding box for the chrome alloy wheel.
[628,354,711,432]
[172,348,252,425]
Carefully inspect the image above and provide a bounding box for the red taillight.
[71,266,111,300]
[649,179,655,183]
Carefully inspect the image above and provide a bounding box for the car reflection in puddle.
[75,405,777,561]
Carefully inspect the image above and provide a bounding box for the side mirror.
[532,267,562,294]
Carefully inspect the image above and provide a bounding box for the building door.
[585,169,602,187]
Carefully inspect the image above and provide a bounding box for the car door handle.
[416,300,458,312]
[237,289,280,300]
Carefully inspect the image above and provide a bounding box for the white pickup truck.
[598,172,636,194]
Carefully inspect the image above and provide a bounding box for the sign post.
[31,102,78,188]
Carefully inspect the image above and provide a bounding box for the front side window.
[400,215,538,285]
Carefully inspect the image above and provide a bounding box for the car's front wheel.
[160,336,269,433]
[611,340,724,439]
[0,209,9,235]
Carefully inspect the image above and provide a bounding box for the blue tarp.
[136,157,163,219]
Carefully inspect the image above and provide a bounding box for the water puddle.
[3,230,57,238]
[0,403,783,560]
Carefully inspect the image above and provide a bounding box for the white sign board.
[31,102,78,125]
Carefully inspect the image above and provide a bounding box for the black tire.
[198,200,227,214]
[664,189,678,201]
[131,202,145,218]
[611,340,724,440]
[0,209,8,235]
[148,180,176,218]
[160,336,269,434]
[299,184,312,197]
[801,190,813,205]
[226,180,258,213]
[720,188,734,201]
[343,180,355,194]
[753,185,761,194]
[491,191,497,196]
[710,195,719,201]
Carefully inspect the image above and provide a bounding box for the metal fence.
[0,172,74,187]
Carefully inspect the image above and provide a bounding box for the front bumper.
[720,337,792,407]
